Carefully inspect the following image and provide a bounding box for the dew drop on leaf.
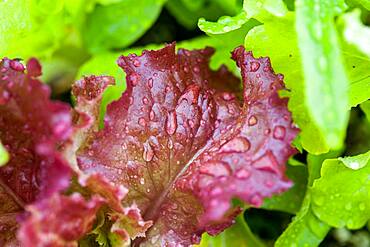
[165,111,177,135]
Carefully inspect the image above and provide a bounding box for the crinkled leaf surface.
[166,0,241,30]
[311,150,370,229]
[198,11,249,35]
[244,3,369,154]
[18,193,104,247]
[0,58,73,245]
[76,44,298,246]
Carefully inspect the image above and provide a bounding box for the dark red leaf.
[18,193,104,247]
[76,44,299,246]
[0,58,73,245]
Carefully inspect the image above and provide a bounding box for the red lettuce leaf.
[0,58,73,245]
[0,59,143,247]
[18,193,104,247]
[76,44,299,246]
[72,76,153,245]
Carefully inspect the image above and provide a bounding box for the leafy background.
[1,0,370,246]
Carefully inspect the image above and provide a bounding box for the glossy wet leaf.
[198,11,249,35]
[197,214,265,247]
[75,44,298,245]
[295,0,349,150]
[311,150,370,229]
[0,58,73,245]
[275,153,337,247]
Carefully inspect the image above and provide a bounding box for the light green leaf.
[243,0,288,20]
[0,142,9,167]
[339,9,370,57]
[338,150,370,170]
[311,150,370,229]
[262,164,307,214]
[166,0,240,30]
[83,0,166,53]
[197,214,265,247]
[338,10,370,107]
[198,11,249,35]
[295,0,349,150]
[244,13,330,154]
[346,0,370,10]
[276,153,339,246]
[0,0,65,58]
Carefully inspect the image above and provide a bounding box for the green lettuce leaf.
[166,0,241,29]
[83,0,166,53]
[311,150,370,229]
[198,11,249,34]
[197,214,265,247]
[295,0,349,150]
[275,153,338,246]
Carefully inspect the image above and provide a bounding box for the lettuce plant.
[0,0,370,246]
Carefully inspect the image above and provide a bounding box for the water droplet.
[313,195,324,206]
[273,125,286,140]
[165,111,177,135]
[183,66,189,73]
[235,168,251,179]
[187,119,195,128]
[252,151,280,175]
[222,26,231,32]
[143,143,154,162]
[149,110,155,121]
[200,161,231,177]
[129,73,140,86]
[147,78,153,88]
[248,115,258,126]
[142,97,149,105]
[138,117,146,127]
[250,61,260,72]
[220,137,250,153]
[345,203,352,210]
[140,177,145,185]
[318,57,327,71]
[133,59,141,67]
[0,90,11,105]
[193,66,200,73]
[167,139,173,149]
[10,60,25,71]
[265,180,274,188]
